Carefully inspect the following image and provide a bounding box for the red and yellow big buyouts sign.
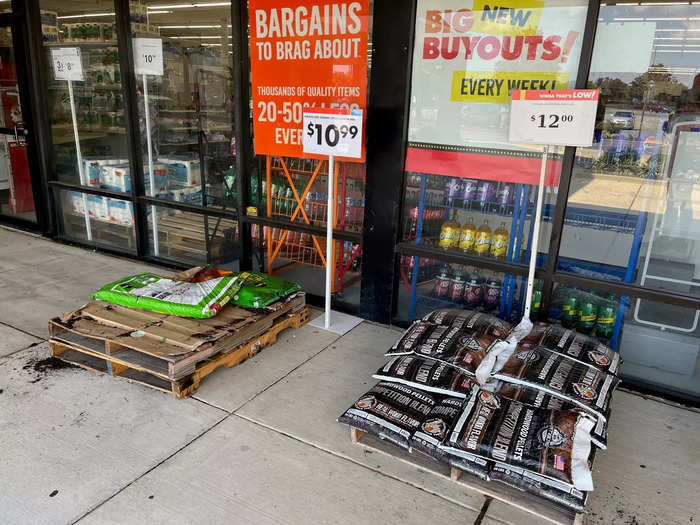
[249,0,369,161]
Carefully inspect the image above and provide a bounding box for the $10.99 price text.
[257,100,359,145]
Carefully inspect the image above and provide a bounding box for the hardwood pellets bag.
[422,309,512,340]
[494,346,619,427]
[93,271,250,318]
[490,380,609,450]
[386,322,497,376]
[519,323,621,375]
[374,356,476,398]
[411,397,491,480]
[440,389,595,510]
[337,382,436,449]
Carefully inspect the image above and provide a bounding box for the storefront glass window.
[557,1,700,399]
[134,1,235,211]
[147,206,238,267]
[245,2,373,309]
[41,2,128,188]
[55,188,136,252]
[401,0,588,320]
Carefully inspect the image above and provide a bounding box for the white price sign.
[51,47,84,81]
[509,89,599,147]
[133,38,163,76]
[302,110,363,159]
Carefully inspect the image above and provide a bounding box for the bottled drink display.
[433,268,451,298]
[483,277,502,311]
[475,219,492,256]
[461,179,478,204]
[476,180,497,210]
[578,293,599,334]
[438,211,461,250]
[595,294,617,339]
[560,287,580,329]
[491,221,509,259]
[448,271,466,303]
[530,279,543,320]
[458,216,476,253]
[463,271,484,307]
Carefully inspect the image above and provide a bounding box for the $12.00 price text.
[530,113,574,128]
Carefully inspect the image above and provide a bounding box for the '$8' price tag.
[302,111,363,159]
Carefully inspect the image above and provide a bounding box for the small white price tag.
[509,89,599,147]
[51,47,84,81]
[133,38,163,76]
[303,110,363,158]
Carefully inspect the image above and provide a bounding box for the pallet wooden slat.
[349,428,583,525]
[50,306,309,398]
[49,293,306,380]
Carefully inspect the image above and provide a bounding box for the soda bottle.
[445,177,459,207]
[530,280,543,320]
[497,183,515,215]
[458,216,477,253]
[433,268,451,298]
[595,294,618,339]
[476,180,497,211]
[561,287,580,329]
[578,291,599,334]
[491,221,509,259]
[483,277,502,311]
[461,178,478,209]
[449,271,465,304]
[438,211,460,250]
[475,219,492,256]
[463,271,484,307]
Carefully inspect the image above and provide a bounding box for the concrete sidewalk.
[1,226,699,525]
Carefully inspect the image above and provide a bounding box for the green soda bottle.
[595,294,618,339]
[561,287,579,329]
[530,279,543,320]
[578,291,599,334]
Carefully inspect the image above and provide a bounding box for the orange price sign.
[249,0,369,162]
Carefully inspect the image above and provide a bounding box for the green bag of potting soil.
[234,272,302,309]
[93,271,251,318]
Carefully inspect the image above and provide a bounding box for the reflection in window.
[560,1,700,400]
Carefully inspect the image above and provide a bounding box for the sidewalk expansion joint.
[473,496,492,525]
[216,330,345,414]
[0,319,46,341]
[233,412,484,515]
[70,411,230,524]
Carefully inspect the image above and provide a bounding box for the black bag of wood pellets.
[411,397,491,480]
[493,346,618,427]
[386,322,497,376]
[519,323,621,375]
[422,309,512,340]
[337,382,436,449]
[374,356,476,398]
[440,389,595,507]
[489,380,609,450]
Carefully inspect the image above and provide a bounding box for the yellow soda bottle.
[475,219,492,256]
[491,221,509,259]
[458,216,476,253]
[438,211,461,250]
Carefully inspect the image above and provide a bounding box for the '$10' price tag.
[302,111,363,159]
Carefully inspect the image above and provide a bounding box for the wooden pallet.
[349,428,583,525]
[49,295,307,398]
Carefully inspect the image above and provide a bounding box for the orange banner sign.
[249,0,369,161]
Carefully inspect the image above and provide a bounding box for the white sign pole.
[325,155,334,329]
[142,73,159,256]
[67,80,92,241]
[302,110,363,329]
[522,145,548,320]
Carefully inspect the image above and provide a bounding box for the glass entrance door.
[0,20,35,224]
